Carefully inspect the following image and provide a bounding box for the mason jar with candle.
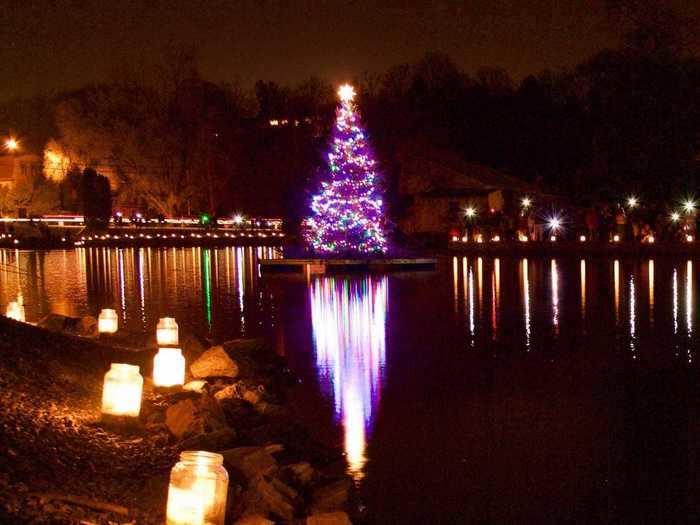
[154,347,186,388]
[157,317,179,346]
[5,301,25,322]
[166,451,229,525]
[98,308,118,334]
[101,363,143,419]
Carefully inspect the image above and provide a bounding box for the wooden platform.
[259,257,437,274]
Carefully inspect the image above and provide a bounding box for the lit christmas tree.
[304,84,387,255]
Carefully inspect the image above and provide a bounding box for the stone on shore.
[306,512,352,525]
[282,462,319,487]
[243,474,299,521]
[222,445,282,480]
[234,516,274,525]
[190,346,239,379]
[36,314,99,338]
[311,479,352,514]
[178,428,237,451]
[165,395,226,439]
[182,380,208,394]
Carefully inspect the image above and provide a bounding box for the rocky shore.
[0,317,355,524]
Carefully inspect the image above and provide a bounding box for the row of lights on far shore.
[71,231,284,246]
[98,313,229,524]
[4,302,229,523]
[452,233,694,244]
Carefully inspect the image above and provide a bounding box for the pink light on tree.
[303,84,387,254]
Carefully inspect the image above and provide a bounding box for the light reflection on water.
[309,276,387,481]
[0,246,280,338]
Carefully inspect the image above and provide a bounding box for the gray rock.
[179,428,237,451]
[307,512,352,525]
[214,384,240,402]
[243,474,299,521]
[311,479,352,514]
[183,380,208,394]
[283,462,319,487]
[35,314,98,338]
[221,445,282,480]
[165,395,225,440]
[234,516,274,525]
[75,316,98,338]
[190,346,239,379]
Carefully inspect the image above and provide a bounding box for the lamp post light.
[4,138,18,152]
[626,196,638,209]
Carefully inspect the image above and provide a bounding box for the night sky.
[1,0,697,101]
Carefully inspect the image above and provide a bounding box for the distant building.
[397,144,550,236]
[0,153,43,187]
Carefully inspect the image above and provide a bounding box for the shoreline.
[0,316,355,524]
[448,239,700,257]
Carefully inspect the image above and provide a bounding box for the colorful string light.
[304,84,387,254]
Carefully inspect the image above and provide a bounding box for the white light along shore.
[259,257,437,273]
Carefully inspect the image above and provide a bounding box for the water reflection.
[686,260,693,363]
[551,259,559,335]
[309,276,388,481]
[521,258,531,351]
[580,259,586,322]
[648,259,654,326]
[629,275,636,359]
[0,246,278,338]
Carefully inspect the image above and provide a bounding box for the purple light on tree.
[303,84,387,254]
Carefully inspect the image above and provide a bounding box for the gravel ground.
[0,317,177,524]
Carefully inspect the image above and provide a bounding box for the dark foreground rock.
[0,318,355,524]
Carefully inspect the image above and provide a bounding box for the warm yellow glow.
[521,197,532,208]
[43,145,71,181]
[338,83,356,102]
[687,234,694,242]
[5,138,18,151]
[461,235,468,242]
[684,200,696,213]
[627,196,638,208]
[492,235,500,242]
[550,235,557,242]
[154,348,186,387]
[671,212,681,222]
[5,301,25,322]
[475,234,483,243]
[98,308,118,334]
[451,235,459,242]
[157,317,179,346]
[518,233,528,242]
[465,207,476,218]
[579,235,586,242]
[613,234,620,242]
[166,452,227,525]
[101,364,143,418]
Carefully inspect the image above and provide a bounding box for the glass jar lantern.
[157,317,179,346]
[101,363,143,418]
[166,451,229,525]
[98,308,118,334]
[154,347,186,387]
[6,301,25,322]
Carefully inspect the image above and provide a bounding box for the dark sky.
[0,0,694,101]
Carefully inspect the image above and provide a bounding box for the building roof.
[397,142,544,196]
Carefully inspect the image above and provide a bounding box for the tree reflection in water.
[309,276,387,481]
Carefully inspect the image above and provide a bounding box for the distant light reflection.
[551,259,559,335]
[580,259,586,322]
[629,276,636,359]
[614,259,620,325]
[522,258,531,351]
[686,260,693,363]
[310,276,388,482]
[648,259,654,326]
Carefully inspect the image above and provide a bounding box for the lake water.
[1,247,698,523]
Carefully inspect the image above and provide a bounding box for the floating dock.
[259,257,437,274]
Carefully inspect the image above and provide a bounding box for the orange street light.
[4,138,18,151]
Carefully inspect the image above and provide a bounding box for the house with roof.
[397,144,550,236]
